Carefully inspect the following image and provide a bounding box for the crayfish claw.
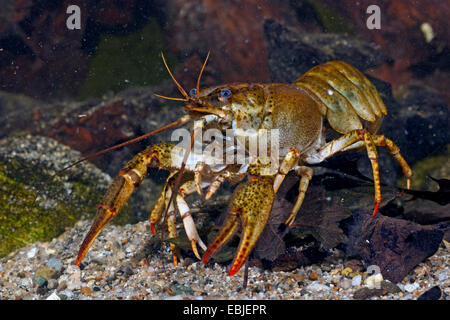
[191,239,202,260]
[203,178,274,276]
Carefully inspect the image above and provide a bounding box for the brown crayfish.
[74,53,412,276]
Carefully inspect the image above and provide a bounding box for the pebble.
[380,281,401,294]
[308,272,319,281]
[47,258,63,273]
[66,268,81,291]
[354,288,384,300]
[341,267,352,276]
[306,283,330,292]
[404,283,417,293]
[344,259,364,272]
[33,276,48,288]
[35,266,59,280]
[351,275,362,286]
[47,279,58,290]
[81,286,92,296]
[340,279,352,290]
[27,248,38,259]
[46,291,61,300]
[1,219,448,300]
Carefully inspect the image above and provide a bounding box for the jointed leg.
[176,180,207,259]
[371,135,412,189]
[304,129,412,217]
[285,166,313,226]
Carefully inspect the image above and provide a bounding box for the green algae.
[78,19,177,99]
[0,155,132,258]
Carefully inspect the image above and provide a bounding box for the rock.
[57,280,67,291]
[32,276,48,288]
[306,283,330,292]
[47,258,63,273]
[265,20,388,84]
[404,283,417,293]
[27,248,38,259]
[340,279,352,290]
[47,279,58,290]
[80,286,92,296]
[341,267,352,276]
[35,266,59,281]
[46,291,61,300]
[345,211,443,283]
[418,286,442,300]
[354,287,384,300]
[66,267,82,291]
[0,134,131,257]
[351,275,362,286]
[344,259,364,272]
[380,281,401,294]
[308,272,319,281]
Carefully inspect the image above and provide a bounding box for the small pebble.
[27,248,37,259]
[340,279,352,290]
[404,283,416,293]
[309,272,319,281]
[341,267,352,276]
[46,291,61,300]
[81,286,92,296]
[352,275,362,286]
[47,258,63,272]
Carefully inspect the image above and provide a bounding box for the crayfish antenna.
[32,116,192,205]
[195,51,210,97]
[160,52,190,100]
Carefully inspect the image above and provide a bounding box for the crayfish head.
[187,84,267,131]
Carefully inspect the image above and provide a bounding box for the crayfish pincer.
[74,53,412,276]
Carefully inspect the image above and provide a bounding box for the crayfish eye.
[220,88,232,98]
[189,88,197,98]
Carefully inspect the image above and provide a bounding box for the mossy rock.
[0,134,133,257]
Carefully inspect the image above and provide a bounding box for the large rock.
[0,134,133,257]
[345,210,443,283]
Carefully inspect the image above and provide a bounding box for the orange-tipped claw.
[75,206,117,266]
[372,201,380,217]
[150,221,156,235]
[76,172,137,266]
[203,178,274,276]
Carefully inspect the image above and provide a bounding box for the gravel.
[0,220,448,300]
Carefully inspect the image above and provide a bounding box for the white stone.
[352,275,362,286]
[46,291,61,300]
[27,248,37,259]
[404,283,416,293]
[306,283,330,292]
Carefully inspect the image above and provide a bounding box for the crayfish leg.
[285,166,313,226]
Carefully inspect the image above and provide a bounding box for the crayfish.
[73,53,412,276]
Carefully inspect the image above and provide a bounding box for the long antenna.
[160,52,189,99]
[33,116,191,203]
[196,51,210,97]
